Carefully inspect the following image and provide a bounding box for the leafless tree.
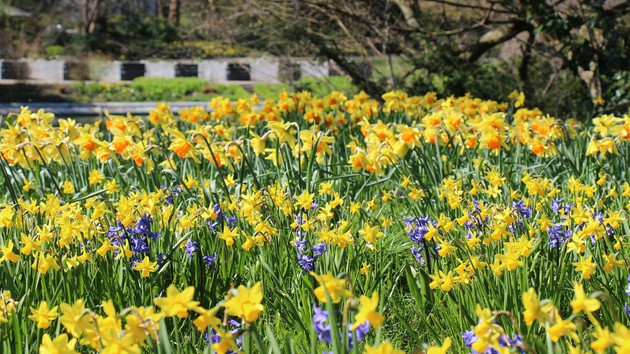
[224,0,630,101]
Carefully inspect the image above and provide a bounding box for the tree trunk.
[168,0,180,26]
[82,0,89,34]
[82,0,102,34]
[519,31,534,84]
[207,0,218,32]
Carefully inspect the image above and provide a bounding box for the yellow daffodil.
[311,272,352,303]
[364,341,405,354]
[222,282,264,323]
[28,301,58,329]
[39,333,78,354]
[133,256,157,278]
[522,288,552,326]
[351,292,384,330]
[154,285,199,318]
[570,282,600,314]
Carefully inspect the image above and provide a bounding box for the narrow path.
[0,101,211,117]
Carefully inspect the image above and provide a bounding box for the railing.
[0,58,351,83]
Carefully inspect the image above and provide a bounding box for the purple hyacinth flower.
[346,321,369,350]
[513,199,532,218]
[203,253,217,267]
[212,203,224,222]
[551,199,563,214]
[411,245,425,265]
[313,304,331,345]
[294,238,308,254]
[462,329,477,347]
[130,236,149,254]
[311,242,327,258]
[226,215,238,227]
[185,240,198,258]
[547,222,570,249]
[298,254,315,272]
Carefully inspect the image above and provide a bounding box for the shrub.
[44,45,64,59]
[129,77,210,101]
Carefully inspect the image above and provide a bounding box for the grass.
[253,83,290,99]
[70,77,251,102]
[67,76,358,103]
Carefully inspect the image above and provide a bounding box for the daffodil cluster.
[0,290,17,323]
[31,282,264,354]
[310,272,392,352]
[0,90,629,353]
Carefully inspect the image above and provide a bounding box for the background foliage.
[1,0,630,117]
